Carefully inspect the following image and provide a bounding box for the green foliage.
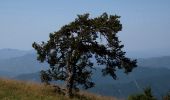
[32,12,137,97]
[128,87,157,100]
[40,70,52,85]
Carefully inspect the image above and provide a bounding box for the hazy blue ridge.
[0,49,170,99]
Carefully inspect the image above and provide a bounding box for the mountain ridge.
[0,48,170,99]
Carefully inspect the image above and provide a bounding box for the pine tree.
[32,13,137,97]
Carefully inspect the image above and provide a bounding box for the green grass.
[0,78,116,100]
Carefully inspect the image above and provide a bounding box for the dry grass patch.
[0,78,117,100]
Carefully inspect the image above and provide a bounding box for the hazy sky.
[0,0,170,54]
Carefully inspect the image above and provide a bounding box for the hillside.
[89,67,170,99]
[0,49,170,99]
[0,49,170,77]
[0,49,32,60]
[0,53,47,77]
[13,67,170,99]
[0,78,116,100]
[138,56,170,69]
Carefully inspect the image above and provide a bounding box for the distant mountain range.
[0,48,169,76]
[0,49,47,77]
[89,67,170,99]
[0,48,33,60]
[138,56,170,68]
[0,48,170,99]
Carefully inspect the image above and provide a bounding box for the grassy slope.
[0,78,116,100]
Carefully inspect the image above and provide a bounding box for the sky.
[0,0,170,57]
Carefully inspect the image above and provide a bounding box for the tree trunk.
[66,60,74,98]
[66,50,77,98]
[66,65,77,97]
[66,72,74,97]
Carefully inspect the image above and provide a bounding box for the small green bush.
[128,87,157,100]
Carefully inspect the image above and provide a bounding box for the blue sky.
[0,0,170,56]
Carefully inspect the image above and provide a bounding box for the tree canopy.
[32,12,137,97]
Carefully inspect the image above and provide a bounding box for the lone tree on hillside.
[32,13,137,97]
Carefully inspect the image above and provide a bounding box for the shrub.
[128,87,157,100]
